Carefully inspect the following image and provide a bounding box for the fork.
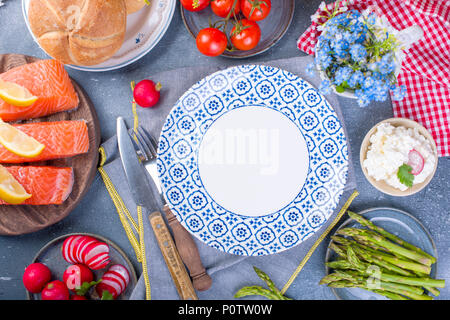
[131,126,213,292]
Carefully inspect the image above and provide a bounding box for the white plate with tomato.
[24,233,137,300]
[181,0,295,58]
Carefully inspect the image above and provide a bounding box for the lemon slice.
[0,119,45,158]
[0,79,38,107]
[0,164,31,204]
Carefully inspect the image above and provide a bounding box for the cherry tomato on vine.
[241,0,271,21]
[180,0,210,12]
[211,0,240,18]
[230,19,261,51]
[196,27,228,56]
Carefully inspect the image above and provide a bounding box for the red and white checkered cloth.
[298,0,450,157]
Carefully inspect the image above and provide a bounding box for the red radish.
[133,80,161,108]
[70,295,88,300]
[83,242,109,266]
[85,252,110,270]
[76,237,98,263]
[62,264,94,291]
[41,280,70,300]
[62,236,76,263]
[96,281,119,300]
[68,235,83,264]
[407,149,425,175]
[109,264,130,285]
[95,264,130,300]
[22,263,52,293]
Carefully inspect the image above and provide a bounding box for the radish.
[62,236,78,264]
[68,235,83,264]
[76,237,98,263]
[83,242,109,265]
[96,281,119,300]
[109,264,130,285]
[95,264,130,300]
[22,263,52,293]
[407,149,425,175]
[102,272,127,292]
[133,79,161,108]
[63,264,94,291]
[85,252,110,270]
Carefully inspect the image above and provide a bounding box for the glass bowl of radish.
[360,118,438,196]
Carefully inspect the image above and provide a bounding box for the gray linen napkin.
[99,56,357,300]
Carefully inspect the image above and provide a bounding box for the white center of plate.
[197,106,309,217]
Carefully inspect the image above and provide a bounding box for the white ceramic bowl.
[360,117,438,196]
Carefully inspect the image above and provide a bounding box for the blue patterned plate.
[157,65,349,256]
[22,0,176,72]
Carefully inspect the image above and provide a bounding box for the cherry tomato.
[241,0,271,21]
[180,0,210,12]
[230,19,261,51]
[22,263,52,293]
[63,264,94,292]
[41,280,70,300]
[196,28,228,57]
[211,0,240,18]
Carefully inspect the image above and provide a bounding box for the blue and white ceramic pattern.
[158,65,349,256]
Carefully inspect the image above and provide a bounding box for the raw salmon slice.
[0,166,73,205]
[0,120,89,163]
[0,60,79,121]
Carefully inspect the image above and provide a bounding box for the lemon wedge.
[0,164,31,204]
[0,79,38,107]
[0,119,45,158]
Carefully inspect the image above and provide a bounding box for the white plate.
[22,0,176,72]
[157,65,349,256]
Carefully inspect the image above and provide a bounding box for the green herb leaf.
[335,85,346,93]
[397,164,414,188]
[101,290,114,300]
[75,279,102,296]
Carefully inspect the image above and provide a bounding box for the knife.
[130,125,212,292]
[117,117,198,300]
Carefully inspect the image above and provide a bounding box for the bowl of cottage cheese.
[360,118,438,196]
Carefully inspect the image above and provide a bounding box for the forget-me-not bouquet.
[306,1,410,107]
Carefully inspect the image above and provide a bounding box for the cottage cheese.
[363,123,436,191]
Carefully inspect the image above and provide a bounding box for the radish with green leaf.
[96,264,130,300]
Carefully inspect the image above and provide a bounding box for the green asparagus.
[348,211,436,264]
[336,227,433,266]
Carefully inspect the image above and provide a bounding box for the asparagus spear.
[235,266,291,300]
[347,211,436,264]
[326,278,431,300]
[235,286,284,300]
[337,228,433,266]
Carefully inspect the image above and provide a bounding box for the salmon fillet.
[0,166,74,205]
[0,120,89,163]
[0,60,79,121]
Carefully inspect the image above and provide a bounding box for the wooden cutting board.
[0,54,101,235]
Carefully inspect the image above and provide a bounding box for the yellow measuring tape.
[280,189,359,294]
[97,81,152,300]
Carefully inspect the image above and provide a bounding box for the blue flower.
[306,62,316,76]
[347,70,364,88]
[355,89,371,107]
[334,67,353,85]
[319,79,332,94]
[391,85,407,101]
[349,43,367,62]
